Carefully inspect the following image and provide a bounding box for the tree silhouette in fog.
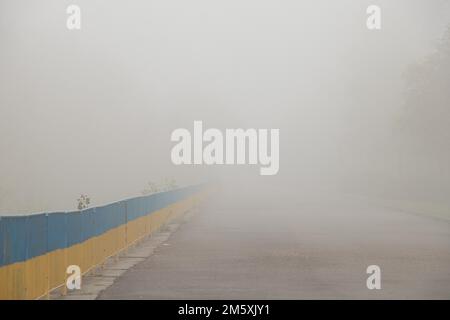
[401,26,450,160]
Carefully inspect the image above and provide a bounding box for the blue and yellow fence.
[0,185,205,299]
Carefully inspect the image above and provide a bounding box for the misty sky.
[1,0,449,213]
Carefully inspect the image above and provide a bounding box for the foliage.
[141,178,178,196]
[401,26,450,158]
[77,194,91,210]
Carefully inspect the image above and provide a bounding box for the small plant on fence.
[77,194,91,210]
[141,178,178,195]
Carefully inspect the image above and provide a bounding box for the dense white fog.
[1,0,449,213]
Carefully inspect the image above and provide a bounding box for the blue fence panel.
[126,197,140,221]
[138,197,146,217]
[0,216,28,265]
[104,204,114,232]
[47,212,67,252]
[94,207,106,236]
[67,211,82,246]
[0,218,4,266]
[109,203,120,230]
[149,193,162,212]
[110,202,124,229]
[81,208,96,241]
[119,201,127,226]
[94,205,106,236]
[145,194,157,213]
[26,214,47,260]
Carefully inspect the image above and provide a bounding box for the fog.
[1,0,450,214]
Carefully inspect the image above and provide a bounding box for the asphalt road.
[98,193,450,299]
